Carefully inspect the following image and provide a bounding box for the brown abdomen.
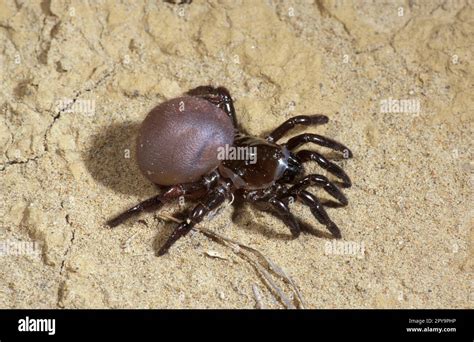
[136,96,234,185]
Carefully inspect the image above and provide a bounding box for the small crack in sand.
[0,66,118,172]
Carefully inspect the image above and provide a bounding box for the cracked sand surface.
[0,0,472,308]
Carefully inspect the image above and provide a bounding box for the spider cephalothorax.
[107,86,352,256]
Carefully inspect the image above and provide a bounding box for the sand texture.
[0,0,472,308]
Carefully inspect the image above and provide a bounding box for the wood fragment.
[252,284,264,309]
[157,214,305,309]
[204,250,228,260]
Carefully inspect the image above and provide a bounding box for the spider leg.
[106,181,208,228]
[296,150,352,188]
[268,197,301,237]
[293,190,342,238]
[288,174,348,206]
[253,197,301,237]
[157,186,229,256]
[266,115,328,143]
[185,85,237,127]
[285,133,353,158]
[164,0,192,4]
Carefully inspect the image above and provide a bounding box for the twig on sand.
[157,214,305,309]
[252,284,265,309]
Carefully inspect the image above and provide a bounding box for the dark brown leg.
[259,197,301,237]
[186,86,237,127]
[164,0,192,4]
[296,150,352,187]
[157,185,229,256]
[288,174,348,206]
[107,181,207,228]
[296,190,342,238]
[285,133,353,158]
[266,115,328,143]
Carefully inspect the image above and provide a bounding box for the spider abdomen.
[137,96,234,186]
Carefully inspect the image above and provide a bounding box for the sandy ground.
[0,0,472,309]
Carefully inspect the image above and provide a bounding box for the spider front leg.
[186,85,237,127]
[266,115,329,143]
[296,150,352,188]
[157,186,229,256]
[286,133,353,159]
[106,180,209,228]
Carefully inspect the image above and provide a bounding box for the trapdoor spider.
[107,86,353,256]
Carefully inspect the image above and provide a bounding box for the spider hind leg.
[157,185,229,256]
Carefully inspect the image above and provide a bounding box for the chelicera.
[107,86,352,256]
